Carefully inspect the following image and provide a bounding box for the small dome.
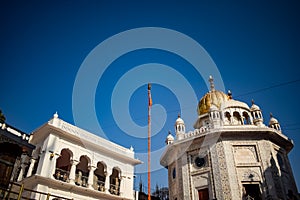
[175,114,185,125]
[250,100,261,111]
[197,90,229,115]
[167,133,174,141]
[269,114,279,125]
[53,112,59,118]
[166,131,174,145]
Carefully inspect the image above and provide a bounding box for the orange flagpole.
[147,83,152,200]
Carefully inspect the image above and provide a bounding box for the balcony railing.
[96,180,105,192]
[53,169,121,196]
[53,168,70,182]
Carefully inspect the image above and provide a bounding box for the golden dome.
[197,90,229,115]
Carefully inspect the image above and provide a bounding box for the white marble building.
[15,113,141,200]
[160,76,298,200]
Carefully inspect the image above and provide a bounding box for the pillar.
[17,163,26,181]
[88,166,95,189]
[105,168,112,194]
[17,154,29,181]
[26,158,36,177]
[69,160,78,184]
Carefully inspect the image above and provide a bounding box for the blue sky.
[1,0,299,192]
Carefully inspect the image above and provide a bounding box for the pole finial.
[209,75,215,92]
[148,83,151,90]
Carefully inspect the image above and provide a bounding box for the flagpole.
[147,83,152,200]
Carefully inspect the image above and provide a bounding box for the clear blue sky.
[1,0,299,192]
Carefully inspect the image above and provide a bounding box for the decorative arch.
[109,167,121,195]
[242,111,251,125]
[224,111,231,125]
[54,148,73,182]
[233,111,242,125]
[94,161,107,191]
[75,155,90,187]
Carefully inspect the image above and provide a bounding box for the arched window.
[94,162,106,191]
[242,112,250,125]
[253,112,258,119]
[233,111,242,125]
[54,149,72,182]
[224,112,231,125]
[109,167,121,195]
[75,155,90,187]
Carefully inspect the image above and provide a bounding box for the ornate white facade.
[160,76,299,200]
[14,113,141,200]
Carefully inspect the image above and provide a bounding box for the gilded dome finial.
[209,75,215,92]
[270,112,273,118]
[251,99,255,105]
[227,90,232,99]
[178,113,181,118]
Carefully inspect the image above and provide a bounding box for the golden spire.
[209,75,215,92]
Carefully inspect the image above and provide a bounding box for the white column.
[50,154,58,179]
[17,163,26,181]
[26,158,36,177]
[17,154,29,181]
[10,157,21,182]
[105,168,112,194]
[69,160,78,184]
[88,166,95,189]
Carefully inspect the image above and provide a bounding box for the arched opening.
[242,112,250,125]
[94,162,107,191]
[233,111,242,125]
[109,167,121,195]
[54,149,72,182]
[224,112,231,125]
[0,142,22,189]
[216,112,220,118]
[75,155,90,187]
[253,112,258,119]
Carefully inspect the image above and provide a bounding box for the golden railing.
[0,182,73,200]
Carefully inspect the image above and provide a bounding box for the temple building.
[0,122,35,195]
[160,76,299,200]
[2,113,141,200]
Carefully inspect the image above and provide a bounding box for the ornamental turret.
[175,114,185,140]
[269,113,281,132]
[250,100,264,126]
[165,131,174,145]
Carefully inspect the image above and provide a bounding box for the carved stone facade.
[160,76,299,200]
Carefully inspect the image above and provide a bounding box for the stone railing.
[184,126,208,139]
